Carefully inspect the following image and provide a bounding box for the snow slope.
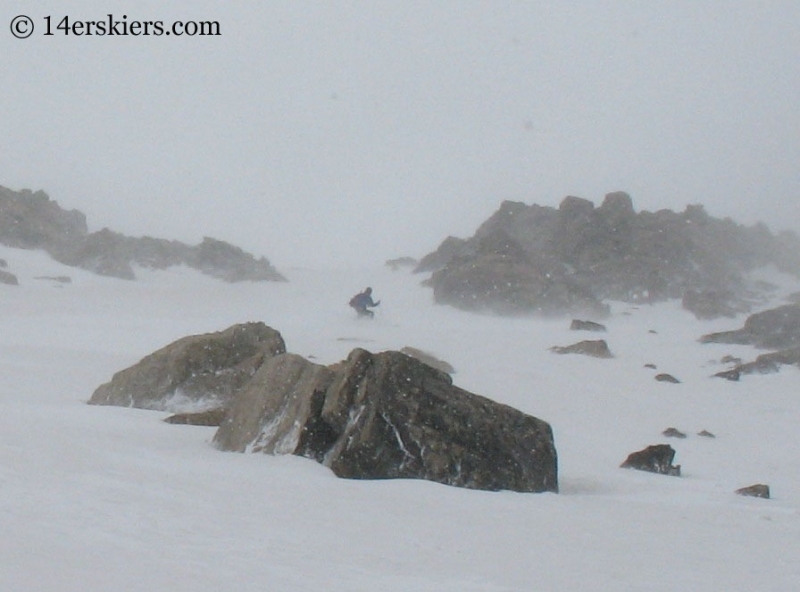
[2,246,799,591]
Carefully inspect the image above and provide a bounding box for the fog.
[3,1,799,268]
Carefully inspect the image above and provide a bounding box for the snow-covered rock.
[89,322,286,412]
[215,347,558,493]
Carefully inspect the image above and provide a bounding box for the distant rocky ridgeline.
[0,185,285,282]
[415,192,800,317]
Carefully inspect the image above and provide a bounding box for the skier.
[349,287,380,318]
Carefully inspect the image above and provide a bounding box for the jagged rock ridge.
[415,192,800,316]
[0,185,286,282]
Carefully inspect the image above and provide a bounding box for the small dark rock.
[648,329,658,334]
[551,339,613,358]
[714,369,741,381]
[644,363,657,369]
[697,430,716,438]
[720,355,742,365]
[655,373,681,384]
[620,444,681,476]
[0,269,18,285]
[662,427,686,438]
[34,275,72,284]
[164,408,227,426]
[570,319,607,332]
[735,484,770,499]
[336,337,375,343]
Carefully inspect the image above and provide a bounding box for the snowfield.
[2,246,799,591]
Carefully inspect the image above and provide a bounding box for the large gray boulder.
[215,348,558,493]
[213,353,337,457]
[89,323,286,411]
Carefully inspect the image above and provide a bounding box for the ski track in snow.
[2,245,800,591]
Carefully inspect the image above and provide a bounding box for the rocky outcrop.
[620,444,681,476]
[215,348,558,493]
[701,304,800,350]
[704,303,800,378]
[88,323,286,412]
[0,186,87,250]
[53,228,140,279]
[414,236,466,274]
[416,192,800,316]
[425,230,609,316]
[186,237,283,282]
[714,345,800,380]
[682,289,748,320]
[0,185,286,282]
[551,339,613,358]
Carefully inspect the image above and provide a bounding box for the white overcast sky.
[2,1,799,268]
